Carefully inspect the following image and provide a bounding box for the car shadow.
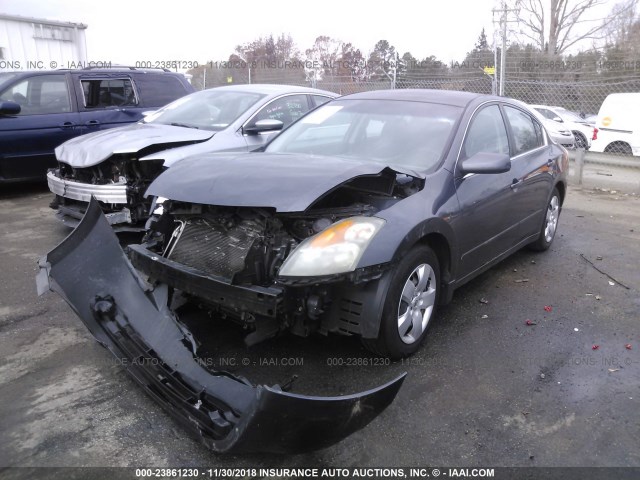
[0,180,49,199]
[176,247,541,399]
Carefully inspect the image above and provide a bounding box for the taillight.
[592,127,598,141]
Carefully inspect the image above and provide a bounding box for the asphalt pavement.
[0,177,638,472]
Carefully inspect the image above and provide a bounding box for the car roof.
[530,104,563,110]
[339,89,500,107]
[206,83,338,97]
[3,68,186,77]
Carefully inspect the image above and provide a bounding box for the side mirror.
[552,116,563,123]
[460,152,511,175]
[0,101,21,115]
[243,118,284,134]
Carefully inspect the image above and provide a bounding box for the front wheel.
[362,245,440,358]
[573,132,588,150]
[529,188,561,252]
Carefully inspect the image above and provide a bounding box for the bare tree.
[515,0,638,55]
[304,36,343,82]
[604,1,639,44]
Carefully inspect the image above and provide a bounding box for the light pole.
[492,2,518,96]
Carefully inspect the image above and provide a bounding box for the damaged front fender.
[36,198,405,453]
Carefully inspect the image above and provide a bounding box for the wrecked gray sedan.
[48,84,336,230]
[38,89,568,453]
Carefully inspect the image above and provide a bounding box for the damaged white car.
[47,84,337,230]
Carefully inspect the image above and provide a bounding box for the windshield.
[143,89,266,131]
[558,110,586,123]
[266,99,461,172]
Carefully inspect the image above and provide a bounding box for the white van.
[590,93,640,156]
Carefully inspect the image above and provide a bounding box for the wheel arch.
[416,233,452,288]
[387,218,458,305]
[555,181,566,205]
[604,140,632,154]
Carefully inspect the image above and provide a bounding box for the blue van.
[0,67,193,182]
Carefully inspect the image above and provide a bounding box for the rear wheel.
[529,188,561,252]
[362,245,440,358]
[604,142,632,156]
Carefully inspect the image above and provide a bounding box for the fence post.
[575,148,585,185]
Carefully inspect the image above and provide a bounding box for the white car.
[531,105,595,149]
[48,84,338,230]
[590,93,640,156]
[523,105,575,149]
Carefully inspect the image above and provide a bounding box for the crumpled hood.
[147,152,410,212]
[55,123,214,168]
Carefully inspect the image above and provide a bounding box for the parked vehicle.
[526,105,575,149]
[48,84,338,230]
[0,68,193,182]
[572,111,597,126]
[531,104,596,149]
[38,89,568,453]
[590,93,640,156]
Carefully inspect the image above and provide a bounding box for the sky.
[0,0,502,65]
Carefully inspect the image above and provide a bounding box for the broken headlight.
[278,217,385,277]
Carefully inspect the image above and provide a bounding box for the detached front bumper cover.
[36,198,405,454]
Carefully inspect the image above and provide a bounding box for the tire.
[529,188,561,252]
[605,142,632,156]
[362,245,440,358]
[573,132,588,150]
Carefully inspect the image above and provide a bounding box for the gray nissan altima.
[38,89,568,454]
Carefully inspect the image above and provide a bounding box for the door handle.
[59,122,75,128]
[510,178,523,189]
[86,120,100,126]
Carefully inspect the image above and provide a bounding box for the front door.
[453,104,521,277]
[0,73,79,181]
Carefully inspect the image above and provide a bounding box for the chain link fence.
[189,62,640,157]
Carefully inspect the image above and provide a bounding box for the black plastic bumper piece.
[36,198,406,454]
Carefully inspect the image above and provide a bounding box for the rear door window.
[503,106,544,156]
[80,78,138,108]
[250,94,310,128]
[311,95,333,108]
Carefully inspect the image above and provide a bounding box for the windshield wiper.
[170,122,199,129]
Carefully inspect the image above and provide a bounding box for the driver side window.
[461,105,509,161]
[0,75,71,115]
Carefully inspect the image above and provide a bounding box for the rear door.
[502,105,554,240]
[0,73,79,181]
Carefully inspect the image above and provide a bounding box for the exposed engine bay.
[147,170,422,283]
[37,197,406,454]
[51,156,165,225]
[56,156,165,187]
[132,171,424,344]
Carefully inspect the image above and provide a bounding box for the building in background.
[0,13,87,69]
